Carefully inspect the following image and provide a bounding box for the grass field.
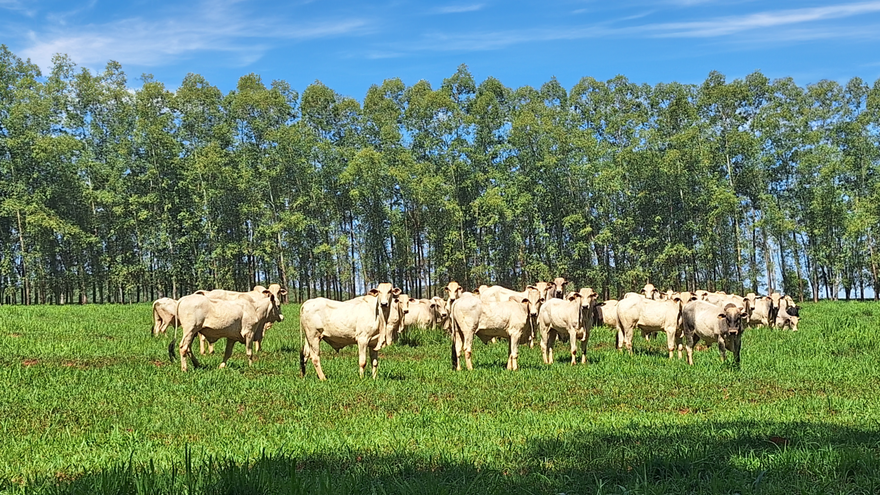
[1,300,879,494]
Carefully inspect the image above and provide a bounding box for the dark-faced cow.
[681,300,745,366]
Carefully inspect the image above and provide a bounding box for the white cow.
[538,288,597,365]
[195,284,287,353]
[448,290,482,371]
[747,296,773,327]
[405,297,448,331]
[615,294,683,358]
[151,297,178,336]
[299,283,400,380]
[478,285,544,346]
[472,291,542,370]
[681,300,745,365]
[383,293,411,345]
[171,289,284,371]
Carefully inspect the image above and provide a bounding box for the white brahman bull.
[478,285,545,346]
[151,297,178,336]
[448,290,482,371]
[170,289,284,371]
[615,294,683,358]
[194,284,287,353]
[681,300,745,366]
[299,283,400,380]
[470,295,538,370]
[538,288,597,365]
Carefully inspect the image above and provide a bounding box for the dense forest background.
[1,45,879,304]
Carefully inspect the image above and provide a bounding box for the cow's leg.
[580,329,590,364]
[245,335,254,366]
[508,331,520,370]
[179,330,201,372]
[717,336,727,362]
[684,332,696,366]
[568,329,578,365]
[357,341,369,378]
[370,347,379,379]
[545,331,557,364]
[665,327,676,359]
[623,325,635,355]
[539,323,551,364]
[304,334,327,380]
[463,326,475,371]
[452,328,463,371]
[732,334,742,365]
[219,339,235,369]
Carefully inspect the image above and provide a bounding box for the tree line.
[1,45,878,305]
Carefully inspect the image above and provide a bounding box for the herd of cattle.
[152,278,801,379]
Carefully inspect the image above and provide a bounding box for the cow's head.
[551,277,568,298]
[444,281,464,302]
[533,281,552,301]
[397,294,411,314]
[522,285,544,318]
[430,296,449,321]
[677,291,698,302]
[641,283,659,299]
[695,290,709,300]
[369,282,399,308]
[717,303,744,336]
[261,289,284,323]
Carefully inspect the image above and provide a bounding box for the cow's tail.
[449,299,458,371]
[167,302,181,362]
[299,324,307,378]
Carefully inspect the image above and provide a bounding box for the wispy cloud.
[396,0,880,55]
[17,1,371,72]
[0,0,37,16]
[435,3,485,14]
[644,1,880,37]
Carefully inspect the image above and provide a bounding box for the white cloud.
[644,1,880,38]
[435,3,485,14]
[17,1,371,72]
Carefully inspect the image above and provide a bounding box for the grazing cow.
[151,297,178,336]
[775,305,800,331]
[448,291,482,371]
[171,289,284,371]
[299,283,400,380]
[616,294,683,358]
[538,288,597,365]
[681,300,745,365]
[473,295,539,370]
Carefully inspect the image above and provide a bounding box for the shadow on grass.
[8,420,880,495]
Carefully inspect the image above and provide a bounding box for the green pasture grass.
[0,301,879,494]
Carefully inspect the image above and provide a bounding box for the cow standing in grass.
[299,283,400,380]
[171,289,284,371]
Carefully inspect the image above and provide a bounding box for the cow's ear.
[262,289,272,298]
[393,287,401,296]
[368,288,379,296]
[597,301,606,306]
[279,289,288,296]
[195,290,209,296]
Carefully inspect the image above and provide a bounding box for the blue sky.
[3,0,880,98]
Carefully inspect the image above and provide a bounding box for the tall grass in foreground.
[1,301,878,494]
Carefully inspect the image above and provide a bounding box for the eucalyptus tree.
[300,81,363,298]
